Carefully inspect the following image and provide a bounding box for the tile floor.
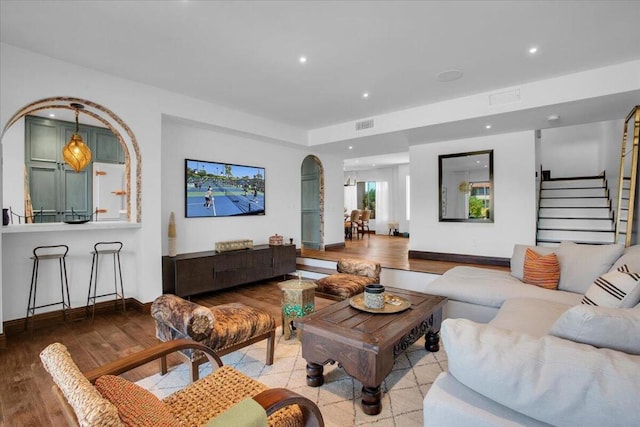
[137,327,447,427]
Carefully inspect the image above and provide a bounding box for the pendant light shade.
[62,105,92,172]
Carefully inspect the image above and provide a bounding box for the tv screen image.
[185,159,265,217]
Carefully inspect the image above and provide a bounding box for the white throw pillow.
[550,304,640,354]
[581,265,640,308]
[555,241,624,294]
[510,244,555,280]
[442,318,640,427]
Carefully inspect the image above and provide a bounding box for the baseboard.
[324,242,346,250]
[2,297,148,336]
[408,250,510,267]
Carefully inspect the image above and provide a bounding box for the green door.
[301,156,322,250]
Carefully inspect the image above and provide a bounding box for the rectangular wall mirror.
[439,150,493,222]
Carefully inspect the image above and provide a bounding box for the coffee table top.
[295,287,446,349]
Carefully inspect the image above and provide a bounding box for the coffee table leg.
[425,330,440,352]
[361,385,382,415]
[306,362,324,387]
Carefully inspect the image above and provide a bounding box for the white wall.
[540,122,604,178]
[410,131,537,258]
[0,43,345,327]
[160,119,343,252]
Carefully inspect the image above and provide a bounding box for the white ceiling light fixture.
[298,55,307,64]
[362,92,369,99]
[436,69,464,82]
[529,46,538,54]
[348,146,353,150]
[485,124,492,129]
[547,114,560,121]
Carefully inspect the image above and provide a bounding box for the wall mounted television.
[185,159,265,218]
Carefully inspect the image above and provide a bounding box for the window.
[357,181,376,219]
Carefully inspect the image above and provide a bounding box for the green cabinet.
[25,115,123,222]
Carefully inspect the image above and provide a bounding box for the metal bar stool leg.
[86,242,125,321]
[24,245,70,332]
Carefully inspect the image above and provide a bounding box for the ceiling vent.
[488,89,521,106]
[355,119,374,131]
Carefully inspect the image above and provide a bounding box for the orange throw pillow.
[95,375,179,427]
[523,248,560,290]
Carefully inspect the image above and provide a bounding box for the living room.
[1,1,640,426]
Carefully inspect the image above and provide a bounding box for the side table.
[277,279,317,340]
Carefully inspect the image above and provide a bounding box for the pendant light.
[62,103,92,172]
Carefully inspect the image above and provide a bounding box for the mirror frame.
[438,149,494,223]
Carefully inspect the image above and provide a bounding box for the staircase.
[536,175,616,246]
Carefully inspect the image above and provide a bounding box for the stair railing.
[614,105,639,247]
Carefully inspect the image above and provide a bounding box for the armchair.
[40,339,324,427]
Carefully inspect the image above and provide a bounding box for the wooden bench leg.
[266,330,275,365]
[160,355,168,375]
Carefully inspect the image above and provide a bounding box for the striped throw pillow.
[582,265,640,308]
[523,248,560,290]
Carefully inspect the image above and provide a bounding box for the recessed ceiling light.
[372,164,376,167]
[529,46,538,54]
[485,124,492,129]
[547,114,560,121]
[476,160,480,163]
[484,165,488,168]
[362,92,369,99]
[348,146,353,150]
[298,56,307,64]
[49,113,55,118]
[436,69,464,82]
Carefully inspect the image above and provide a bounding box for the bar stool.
[25,245,72,331]
[86,241,125,321]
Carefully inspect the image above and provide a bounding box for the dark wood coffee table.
[293,288,446,415]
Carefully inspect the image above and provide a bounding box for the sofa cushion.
[510,244,556,280]
[442,318,640,427]
[423,372,551,427]
[95,375,179,427]
[489,298,571,337]
[423,266,582,309]
[581,264,640,308]
[610,244,640,273]
[549,304,640,354]
[522,248,560,290]
[555,241,624,294]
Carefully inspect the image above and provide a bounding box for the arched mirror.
[1,97,141,224]
[439,150,493,222]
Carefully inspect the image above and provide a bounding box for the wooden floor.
[0,234,503,425]
[302,233,508,274]
[0,281,335,426]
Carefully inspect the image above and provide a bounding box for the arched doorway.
[301,155,324,250]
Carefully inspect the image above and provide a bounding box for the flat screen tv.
[185,159,265,217]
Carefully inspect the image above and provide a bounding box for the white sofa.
[422,243,640,427]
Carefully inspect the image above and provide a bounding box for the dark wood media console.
[162,244,297,297]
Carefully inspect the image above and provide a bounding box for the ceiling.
[2,1,640,168]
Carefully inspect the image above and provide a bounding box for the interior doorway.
[301,155,324,250]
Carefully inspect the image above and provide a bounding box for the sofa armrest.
[151,294,215,341]
[442,318,640,427]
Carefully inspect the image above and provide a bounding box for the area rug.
[136,327,447,427]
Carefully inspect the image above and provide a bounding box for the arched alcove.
[1,96,142,222]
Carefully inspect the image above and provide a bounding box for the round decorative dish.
[349,293,411,314]
[63,219,90,224]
